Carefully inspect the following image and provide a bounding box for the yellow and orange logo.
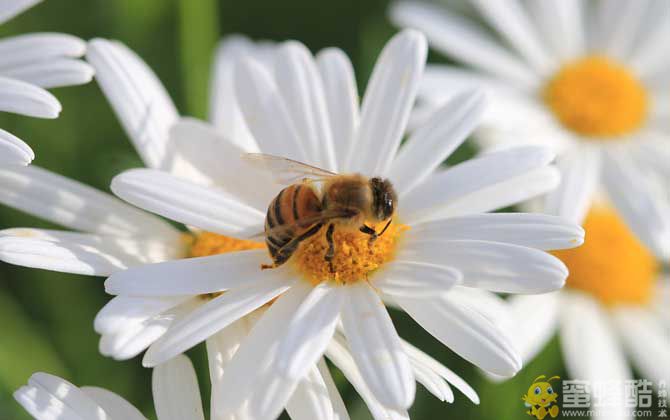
[522,375,560,419]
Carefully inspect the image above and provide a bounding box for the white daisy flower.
[390,0,670,259]
[0,0,94,166]
[101,29,583,417]
[0,34,483,419]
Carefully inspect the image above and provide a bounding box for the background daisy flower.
[0,0,93,166]
[104,29,583,417]
[390,0,670,259]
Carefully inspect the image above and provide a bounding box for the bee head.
[370,177,397,222]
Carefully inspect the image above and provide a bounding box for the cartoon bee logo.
[522,375,560,419]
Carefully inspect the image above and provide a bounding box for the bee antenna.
[533,375,546,383]
[379,218,393,237]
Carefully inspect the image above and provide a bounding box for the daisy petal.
[0,165,178,238]
[274,41,337,171]
[94,295,188,335]
[86,39,178,169]
[209,35,260,152]
[0,76,60,118]
[111,168,265,237]
[0,0,41,24]
[142,274,293,367]
[407,213,584,251]
[0,33,85,65]
[395,294,521,377]
[2,58,94,89]
[526,0,585,60]
[316,48,359,171]
[105,250,268,296]
[613,307,670,386]
[400,146,558,223]
[598,0,649,61]
[469,0,554,74]
[399,239,567,293]
[327,335,410,420]
[277,282,343,379]
[389,89,485,196]
[602,150,670,259]
[340,282,415,410]
[349,29,426,176]
[15,373,107,420]
[316,358,351,420]
[234,57,307,161]
[285,364,336,420]
[629,7,670,80]
[152,355,205,420]
[544,146,600,224]
[207,319,248,416]
[375,261,462,298]
[389,1,538,89]
[0,129,34,166]
[82,387,146,420]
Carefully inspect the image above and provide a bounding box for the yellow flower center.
[292,222,407,286]
[186,231,266,299]
[553,207,659,306]
[543,56,648,138]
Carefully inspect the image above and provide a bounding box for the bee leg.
[359,224,378,246]
[324,223,335,272]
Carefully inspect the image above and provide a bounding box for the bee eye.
[534,387,541,395]
[547,387,553,394]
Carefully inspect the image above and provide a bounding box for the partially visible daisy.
[390,0,670,259]
[0,34,483,418]
[102,29,583,417]
[0,0,93,166]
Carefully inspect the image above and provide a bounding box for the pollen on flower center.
[186,231,266,299]
[292,222,407,286]
[543,56,648,138]
[553,207,659,306]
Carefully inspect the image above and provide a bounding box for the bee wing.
[262,208,359,239]
[242,153,338,185]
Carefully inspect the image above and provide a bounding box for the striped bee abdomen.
[265,183,322,265]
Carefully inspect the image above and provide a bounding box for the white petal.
[629,6,670,80]
[208,35,261,152]
[0,165,179,238]
[86,39,178,169]
[0,129,33,166]
[277,282,343,379]
[111,168,265,237]
[0,76,60,118]
[285,364,336,420]
[316,358,351,420]
[400,239,567,293]
[559,291,633,420]
[400,146,558,223]
[0,33,85,66]
[165,118,277,209]
[214,285,309,419]
[599,0,650,61]
[526,0,585,60]
[152,355,205,420]
[612,306,670,386]
[316,48,359,172]
[544,146,600,224]
[389,1,538,89]
[82,387,146,420]
[348,29,426,177]
[95,295,188,335]
[15,373,109,420]
[273,41,337,171]
[374,261,462,298]
[601,150,670,259]
[105,249,268,296]
[407,213,585,251]
[401,339,479,404]
[0,228,181,276]
[1,58,94,89]
[142,274,293,367]
[469,0,555,74]
[444,286,513,332]
[234,57,308,161]
[0,0,41,24]
[340,282,415,409]
[389,89,485,196]
[395,293,521,377]
[326,335,410,420]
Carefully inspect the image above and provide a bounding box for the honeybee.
[243,153,397,271]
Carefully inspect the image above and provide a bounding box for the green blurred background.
[0,0,593,418]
